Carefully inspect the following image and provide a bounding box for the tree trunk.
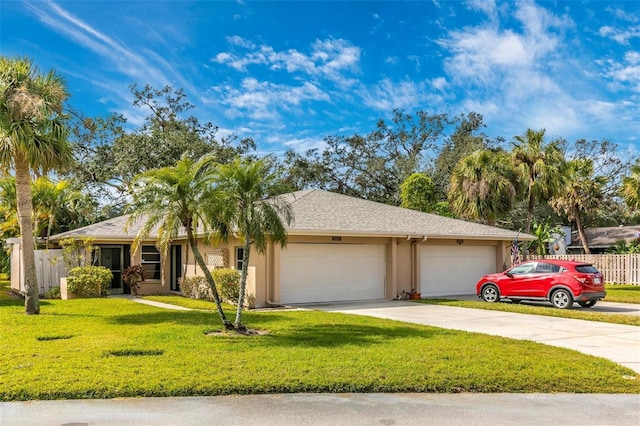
[575,211,591,254]
[525,181,535,234]
[14,153,40,314]
[234,237,251,330]
[186,227,232,329]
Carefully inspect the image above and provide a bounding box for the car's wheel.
[551,289,573,309]
[578,300,597,308]
[481,284,500,303]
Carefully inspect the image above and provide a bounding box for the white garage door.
[280,243,386,304]
[421,245,496,296]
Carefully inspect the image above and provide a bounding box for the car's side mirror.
[504,271,513,277]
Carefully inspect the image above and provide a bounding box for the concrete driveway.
[301,300,640,374]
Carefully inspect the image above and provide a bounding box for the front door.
[96,245,124,294]
[170,244,182,292]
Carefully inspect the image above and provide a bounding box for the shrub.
[43,286,61,299]
[122,264,145,296]
[181,276,213,301]
[212,268,241,304]
[67,266,112,298]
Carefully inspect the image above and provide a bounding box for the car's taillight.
[573,276,588,285]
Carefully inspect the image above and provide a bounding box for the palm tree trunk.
[14,154,40,314]
[46,213,55,250]
[525,182,535,234]
[575,211,591,254]
[234,238,251,330]
[186,227,232,329]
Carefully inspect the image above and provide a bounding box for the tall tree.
[216,158,292,330]
[549,159,605,254]
[282,109,450,205]
[432,112,491,199]
[622,160,640,212]
[70,85,255,207]
[399,172,436,213]
[30,177,84,248]
[448,149,521,226]
[128,154,232,329]
[0,57,71,314]
[511,129,565,233]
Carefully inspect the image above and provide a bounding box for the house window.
[236,247,244,271]
[141,245,161,279]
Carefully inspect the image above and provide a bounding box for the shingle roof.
[51,189,533,242]
[280,189,532,241]
[570,226,640,248]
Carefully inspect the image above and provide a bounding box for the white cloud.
[600,51,640,93]
[359,78,440,111]
[211,78,330,121]
[212,37,360,84]
[599,25,640,45]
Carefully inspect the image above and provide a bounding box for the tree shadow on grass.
[260,323,442,348]
[106,309,439,348]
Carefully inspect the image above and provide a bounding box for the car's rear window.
[575,265,599,274]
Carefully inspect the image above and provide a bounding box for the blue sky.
[2,0,639,157]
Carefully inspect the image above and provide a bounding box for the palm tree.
[128,154,233,329]
[511,129,565,233]
[622,160,640,212]
[217,158,292,330]
[31,177,83,248]
[0,57,71,314]
[448,149,521,226]
[549,159,605,254]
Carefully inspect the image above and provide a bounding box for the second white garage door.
[280,243,386,304]
[420,245,496,296]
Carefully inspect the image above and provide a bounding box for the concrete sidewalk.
[2,393,639,426]
[303,300,640,373]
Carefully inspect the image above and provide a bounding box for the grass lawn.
[1,285,639,401]
[605,284,640,303]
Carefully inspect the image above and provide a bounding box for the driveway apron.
[301,300,640,374]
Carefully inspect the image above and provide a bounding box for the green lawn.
[1,287,638,401]
[605,284,640,304]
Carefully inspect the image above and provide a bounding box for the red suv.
[476,259,606,309]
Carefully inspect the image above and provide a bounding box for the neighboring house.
[14,189,534,306]
[567,225,640,254]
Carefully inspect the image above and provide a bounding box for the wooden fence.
[11,245,67,295]
[529,254,640,285]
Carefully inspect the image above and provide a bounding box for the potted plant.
[122,264,145,296]
[409,289,421,300]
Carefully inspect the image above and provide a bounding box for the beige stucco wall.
[53,234,514,307]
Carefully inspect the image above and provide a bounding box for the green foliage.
[66,266,112,297]
[622,160,640,212]
[527,218,562,256]
[607,239,640,254]
[122,264,145,295]
[282,109,450,205]
[511,129,566,233]
[448,149,520,226]
[43,286,61,299]
[0,296,638,401]
[400,173,436,212]
[211,268,241,304]
[58,237,95,269]
[180,276,213,301]
[0,246,9,275]
[70,84,255,207]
